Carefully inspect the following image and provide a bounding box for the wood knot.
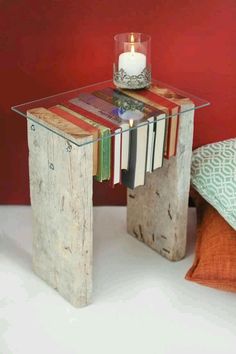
[66,141,72,152]
[138,224,144,241]
[168,203,172,220]
[49,162,54,170]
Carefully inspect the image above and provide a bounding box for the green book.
[58,105,111,182]
[97,128,111,182]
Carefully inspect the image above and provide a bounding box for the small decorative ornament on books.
[114,92,145,127]
[113,32,151,90]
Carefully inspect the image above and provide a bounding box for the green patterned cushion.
[191,138,236,230]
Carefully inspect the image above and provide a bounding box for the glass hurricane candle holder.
[113,32,151,90]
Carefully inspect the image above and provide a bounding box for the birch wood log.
[127,106,194,261]
[27,108,93,307]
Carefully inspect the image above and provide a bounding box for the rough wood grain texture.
[127,106,194,261]
[27,107,92,145]
[27,118,93,307]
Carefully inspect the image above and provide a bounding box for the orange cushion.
[186,192,236,292]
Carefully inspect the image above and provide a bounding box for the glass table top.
[12,79,210,147]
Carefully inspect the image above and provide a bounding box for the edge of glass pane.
[11,79,210,147]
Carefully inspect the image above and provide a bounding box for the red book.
[61,100,122,187]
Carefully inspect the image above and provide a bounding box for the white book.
[153,113,166,170]
[146,118,155,173]
[135,124,149,187]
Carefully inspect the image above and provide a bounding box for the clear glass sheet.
[12,79,210,147]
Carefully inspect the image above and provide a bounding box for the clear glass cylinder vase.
[113,32,151,90]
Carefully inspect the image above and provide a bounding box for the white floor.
[0,206,236,354]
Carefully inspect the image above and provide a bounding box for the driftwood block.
[27,115,93,307]
[127,107,194,261]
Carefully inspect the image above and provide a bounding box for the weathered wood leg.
[27,120,93,306]
[127,110,194,261]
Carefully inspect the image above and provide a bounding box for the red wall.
[1,0,235,205]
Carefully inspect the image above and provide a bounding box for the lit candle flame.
[129,119,134,128]
[130,33,135,54]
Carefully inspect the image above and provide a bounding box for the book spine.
[166,115,172,159]
[153,118,167,170]
[78,93,118,122]
[93,89,115,106]
[66,100,118,130]
[122,129,137,189]
[104,130,111,181]
[161,119,167,167]
[151,120,157,171]
[95,131,104,182]
[94,130,110,182]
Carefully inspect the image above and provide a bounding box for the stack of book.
[27,82,189,189]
